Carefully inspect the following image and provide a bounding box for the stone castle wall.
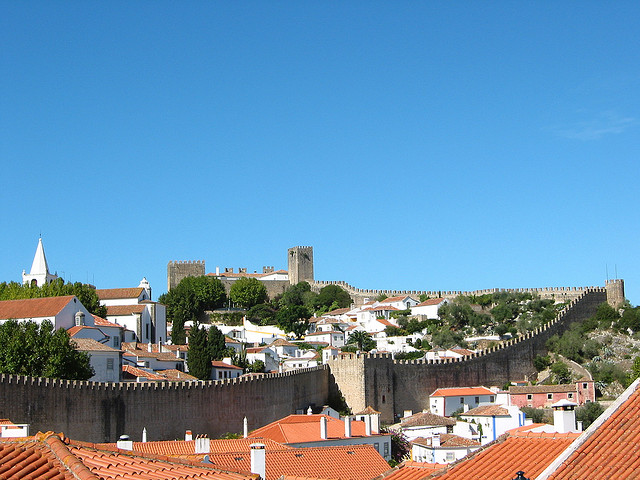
[167,260,205,291]
[328,288,607,422]
[0,366,329,443]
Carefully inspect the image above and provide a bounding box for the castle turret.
[605,279,625,308]
[288,246,314,285]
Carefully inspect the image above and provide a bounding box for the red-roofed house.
[377,295,420,311]
[0,295,95,331]
[249,414,392,460]
[411,433,481,464]
[97,278,166,345]
[508,380,596,408]
[72,337,122,382]
[304,331,344,347]
[429,387,497,417]
[410,298,448,319]
[460,404,527,444]
[211,361,244,380]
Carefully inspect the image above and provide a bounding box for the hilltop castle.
[168,246,625,308]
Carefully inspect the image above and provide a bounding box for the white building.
[460,404,528,444]
[411,298,448,319]
[411,433,480,463]
[304,330,344,347]
[22,238,58,287]
[396,411,457,441]
[72,338,122,383]
[429,386,497,417]
[0,296,95,331]
[97,279,167,344]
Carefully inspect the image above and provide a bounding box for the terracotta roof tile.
[96,288,144,300]
[376,462,447,480]
[462,405,510,416]
[106,304,146,316]
[427,432,578,480]
[414,298,446,307]
[542,379,640,480]
[211,361,243,370]
[72,338,120,352]
[325,308,350,315]
[509,384,578,394]
[249,415,385,444]
[412,434,480,448]
[92,315,122,328]
[206,444,389,480]
[156,369,199,381]
[0,296,77,320]
[108,437,290,456]
[430,387,494,397]
[379,296,415,304]
[401,412,456,427]
[121,365,167,381]
[355,406,381,415]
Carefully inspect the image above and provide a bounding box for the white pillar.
[344,416,351,438]
[244,417,248,438]
[320,416,328,439]
[365,415,372,436]
[142,427,147,443]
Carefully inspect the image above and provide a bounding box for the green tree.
[576,402,604,429]
[593,302,620,329]
[313,285,351,311]
[160,276,227,345]
[187,324,211,380]
[346,330,376,352]
[280,282,314,307]
[0,320,94,380]
[208,325,227,361]
[521,406,545,424]
[247,303,277,325]
[533,355,551,372]
[276,305,311,338]
[229,277,268,309]
[249,360,265,373]
[550,361,572,384]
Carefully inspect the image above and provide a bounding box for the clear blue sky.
[2,2,639,304]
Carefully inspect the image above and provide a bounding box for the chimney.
[432,434,441,448]
[320,416,328,439]
[307,406,313,415]
[244,417,248,438]
[216,266,220,276]
[365,415,372,436]
[552,400,577,433]
[576,420,583,432]
[147,342,152,353]
[195,436,210,454]
[250,443,266,479]
[344,416,351,438]
[142,427,147,443]
[185,430,193,441]
[403,410,412,418]
[117,435,133,450]
[371,413,380,434]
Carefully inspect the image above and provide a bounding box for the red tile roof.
[206,444,389,480]
[249,415,382,444]
[355,406,381,415]
[430,387,494,397]
[92,315,122,328]
[414,298,445,307]
[379,296,414,304]
[540,379,640,480]
[0,431,255,480]
[462,405,510,416]
[106,304,146,316]
[122,365,167,381]
[325,308,350,315]
[114,437,290,456]
[412,434,480,448]
[378,461,446,480]
[0,295,77,320]
[212,361,243,370]
[156,369,199,381]
[401,412,456,427]
[509,384,578,394]
[72,338,120,352]
[96,287,144,300]
[425,430,578,480]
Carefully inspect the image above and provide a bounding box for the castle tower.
[22,238,58,287]
[167,260,206,291]
[605,279,625,308]
[288,246,314,285]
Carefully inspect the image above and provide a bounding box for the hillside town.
[1,240,639,479]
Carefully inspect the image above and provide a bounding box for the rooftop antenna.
[615,264,618,280]
[606,265,609,282]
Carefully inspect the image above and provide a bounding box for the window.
[547,393,553,400]
[490,396,495,402]
[475,397,479,403]
[460,397,464,404]
[145,324,149,339]
[107,359,114,370]
[384,442,389,456]
[218,371,223,379]
[568,393,574,399]
[374,443,380,453]
[446,452,455,462]
[583,383,588,389]
[527,394,533,400]
[382,395,386,403]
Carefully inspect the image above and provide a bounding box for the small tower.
[22,238,58,287]
[288,246,314,285]
[552,399,578,433]
[605,279,625,308]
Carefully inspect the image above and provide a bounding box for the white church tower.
[22,237,58,287]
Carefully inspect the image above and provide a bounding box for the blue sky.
[2,2,639,303]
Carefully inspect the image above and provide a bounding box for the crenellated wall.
[0,366,329,443]
[0,285,612,440]
[328,288,607,422]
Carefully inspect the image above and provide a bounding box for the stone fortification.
[167,260,205,291]
[313,279,623,307]
[0,366,329,443]
[328,287,607,423]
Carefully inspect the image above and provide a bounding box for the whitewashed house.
[97,278,167,344]
[72,338,122,382]
[397,411,457,441]
[411,433,480,464]
[429,386,497,417]
[460,404,528,444]
[282,350,320,371]
[304,330,344,347]
[0,296,94,331]
[211,360,243,380]
[246,346,279,372]
[376,295,420,311]
[411,298,449,319]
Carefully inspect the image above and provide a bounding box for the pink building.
[508,380,595,408]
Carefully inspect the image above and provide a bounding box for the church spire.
[22,238,58,287]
